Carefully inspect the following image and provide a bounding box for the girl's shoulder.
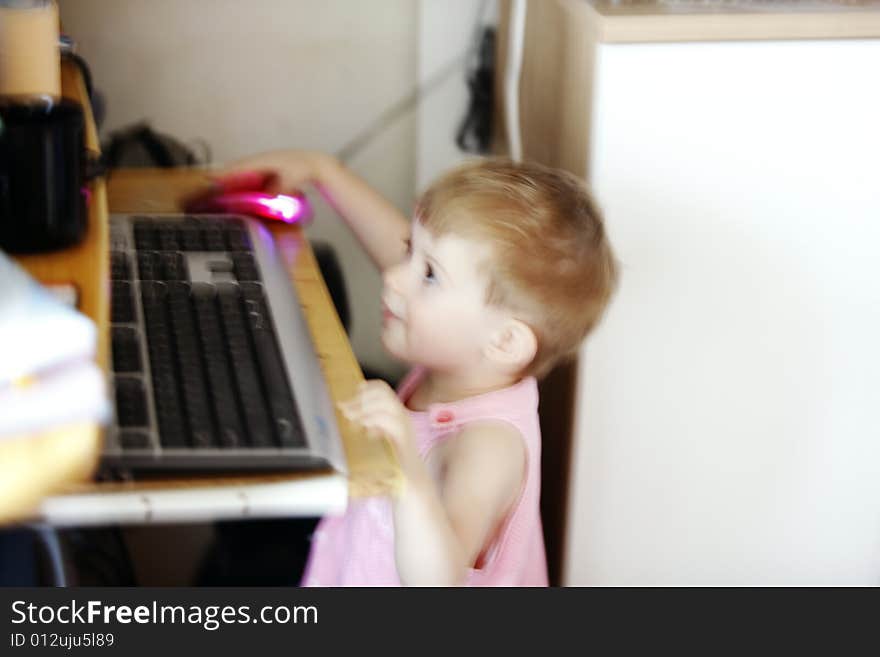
[438,420,528,523]
[445,420,527,462]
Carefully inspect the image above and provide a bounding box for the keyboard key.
[225,225,252,252]
[119,430,152,450]
[179,221,204,251]
[133,221,157,250]
[207,259,234,274]
[115,378,148,427]
[157,224,180,251]
[111,252,131,280]
[231,253,259,281]
[202,222,228,251]
[111,280,136,323]
[160,252,189,281]
[138,251,161,280]
[112,327,142,373]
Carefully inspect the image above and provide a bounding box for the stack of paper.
[0,251,110,439]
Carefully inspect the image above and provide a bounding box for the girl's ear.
[485,319,537,372]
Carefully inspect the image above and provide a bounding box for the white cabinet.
[507,0,880,584]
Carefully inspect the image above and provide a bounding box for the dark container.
[0,96,87,254]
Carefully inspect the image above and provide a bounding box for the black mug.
[0,95,87,254]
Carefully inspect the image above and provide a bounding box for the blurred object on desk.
[0,96,89,254]
[0,0,61,97]
[0,250,109,439]
[0,249,93,384]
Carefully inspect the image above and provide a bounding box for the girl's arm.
[219,150,410,271]
[392,422,526,586]
[339,381,526,586]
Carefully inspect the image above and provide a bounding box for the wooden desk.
[2,62,398,526]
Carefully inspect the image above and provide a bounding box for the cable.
[504,0,528,162]
[335,53,467,164]
[456,26,495,154]
[456,0,496,153]
[33,525,68,587]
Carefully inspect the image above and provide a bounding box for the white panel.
[567,39,880,585]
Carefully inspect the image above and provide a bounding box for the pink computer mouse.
[184,190,311,224]
[182,170,312,224]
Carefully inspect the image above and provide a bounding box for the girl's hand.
[215,149,336,196]
[203,148,411,274]
[338,380,422,479]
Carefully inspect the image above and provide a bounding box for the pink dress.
[301,367,548,587]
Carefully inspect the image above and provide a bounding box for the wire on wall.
[504,0,527,162]
[335,0,498,164]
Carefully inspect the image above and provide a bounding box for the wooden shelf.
[580,0,880,43]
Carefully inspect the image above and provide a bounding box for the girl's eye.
[423,262,436,284]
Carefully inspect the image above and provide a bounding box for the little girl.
[218,152,618,586]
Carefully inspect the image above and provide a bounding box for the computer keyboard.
[102,213,346,477]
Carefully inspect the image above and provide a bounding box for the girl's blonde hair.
[416,158,618,379]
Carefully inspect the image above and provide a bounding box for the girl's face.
[381,221,506,371]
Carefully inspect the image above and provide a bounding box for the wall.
[58,0,483,381]
[416,0,491,192]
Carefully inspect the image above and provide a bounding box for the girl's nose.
[383,261,406,294]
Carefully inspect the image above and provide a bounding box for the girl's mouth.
[382,300,403,323]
